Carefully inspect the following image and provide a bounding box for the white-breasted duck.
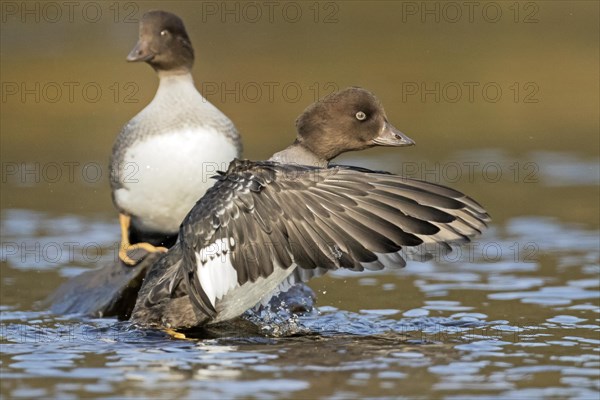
[110,10,241,265]
[131,87,490,329]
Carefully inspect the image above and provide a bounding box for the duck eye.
[160,30,169,36]
[355,111,367,121]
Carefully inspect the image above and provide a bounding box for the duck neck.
[156,70,195,89]
[269,142,329,168]
[150,71,202,106]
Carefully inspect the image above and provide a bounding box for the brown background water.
[1,1,599,399]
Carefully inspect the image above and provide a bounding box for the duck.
[110,10,242,265]
[130,87,490,330]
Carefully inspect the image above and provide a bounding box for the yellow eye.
[355,111,367,121]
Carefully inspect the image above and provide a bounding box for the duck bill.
[126,40,155,62]
[372,121,415,147]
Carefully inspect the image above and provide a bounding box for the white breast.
[114,127,238,234]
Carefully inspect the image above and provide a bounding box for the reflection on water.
[1,154,599,397]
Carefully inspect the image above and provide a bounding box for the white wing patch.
[212,262,298,324]
[195,238,299,323]
[195,238,239,308]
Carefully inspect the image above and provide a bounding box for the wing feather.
[175,160,490,321]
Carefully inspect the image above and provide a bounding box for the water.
[2,1,599,398]
[2,149,599,398]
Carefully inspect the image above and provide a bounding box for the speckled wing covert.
[156,159,490,321]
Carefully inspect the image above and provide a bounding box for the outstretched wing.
[176,159,489,319]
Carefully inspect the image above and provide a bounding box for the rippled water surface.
[2,149,599,398]
[2,1,599,398]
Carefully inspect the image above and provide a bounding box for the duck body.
[131,87,490,330]
[142,159,487,326]
[110,73,240,241]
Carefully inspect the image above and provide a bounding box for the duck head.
[295,87,414,161]
[127,10,194,74]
